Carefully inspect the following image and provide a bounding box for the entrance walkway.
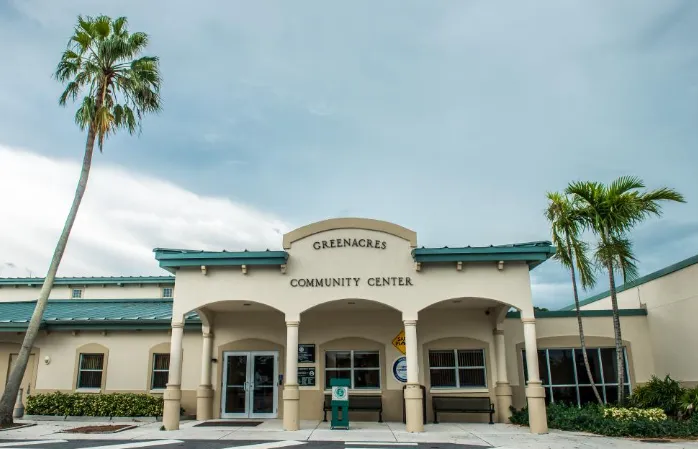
[2,419,697,448]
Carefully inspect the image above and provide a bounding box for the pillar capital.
[521,317,536,324]
[202,331,214,338]
[286,320,300,327]
[403,319,417,326]
[493,328,504,336]
[171,322,185,329]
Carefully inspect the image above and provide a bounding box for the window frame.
[522,346,632,406]
[162,287,173,298]
[76,353,104,390]
[324,349,381,390]
[150,353,170,390]
[428,349,488,389]
[72,288,83,299]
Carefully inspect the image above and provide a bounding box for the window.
[522,347,631,406]
[151,353,170,389]
[429,349,487,388]
[77,353,104,389]
[72,288,83,299]
[162,287,173,298]
[325,350,380,389]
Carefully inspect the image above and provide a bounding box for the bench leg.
[489,410,494,425]
[323,410,327,422]
[433,411,438,424]
[378,410,383,423]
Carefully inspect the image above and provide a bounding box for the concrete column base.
[283,385,300,431]
[404,384,424,432]
[525,382,548,434]
[163,385,182,430]
[495,382,513,423]
[196,385,214,421]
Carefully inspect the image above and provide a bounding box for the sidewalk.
[2,418,698,448]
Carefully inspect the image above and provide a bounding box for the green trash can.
[330,378,350,429]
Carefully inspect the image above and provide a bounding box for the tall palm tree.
[545,191,603,404]
[566,176,685,404]
[0,15,161,427]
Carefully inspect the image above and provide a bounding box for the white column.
[522,318,548,434]
[403,319,424,432]
[196,330,214,420]
[283,320,300,431]
[163,322,184,430]
[494,328,513,423]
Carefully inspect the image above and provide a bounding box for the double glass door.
[222,351,278,418]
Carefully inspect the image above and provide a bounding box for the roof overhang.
[0,276,175,287]
[411,241,556,270]
[153,248,289,274]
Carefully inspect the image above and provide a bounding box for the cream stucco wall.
[579,261,698,385]
[0,284,171,302]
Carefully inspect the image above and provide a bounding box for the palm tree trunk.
[606,260,626,405]
[0,126,97,427]
[566,237,603,405]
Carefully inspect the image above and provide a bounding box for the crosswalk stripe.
[0,442,68,448]
[74,440,184,449]
[220,441,306,449]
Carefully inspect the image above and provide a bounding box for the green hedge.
[509,403,698,438]
[26,392,165,417]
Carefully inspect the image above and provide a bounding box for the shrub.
[509,403,698,438]
[630,375,685,418]
[680,387,698,418]
[26,391,164,417]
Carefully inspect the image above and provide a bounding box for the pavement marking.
[345,444,417,447]
[220,442,306,449]
[73,440,184,449]
[0,442,69,448]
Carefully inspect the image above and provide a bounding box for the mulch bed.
[62,424,135,434]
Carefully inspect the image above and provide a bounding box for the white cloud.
[0,145,291,277]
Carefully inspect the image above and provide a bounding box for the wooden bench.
[432,396,494,424]
[322,394,383,422]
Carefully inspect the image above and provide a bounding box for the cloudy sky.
[1,0,697,309]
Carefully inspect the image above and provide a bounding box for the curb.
[21,415,162,422]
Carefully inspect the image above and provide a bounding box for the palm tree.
[0,15,161,427]
[566,176,685,404]
[545,191,603,405]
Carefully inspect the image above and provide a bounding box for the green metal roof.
[0,299,200,332]
[559,253,698,311]
[0,276,174,287]
[412,240,556,270]
[153,248,289,273]
[506,308,647,319]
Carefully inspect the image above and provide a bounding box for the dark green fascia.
[506,308,648,319]
[0,276,175,287]
[0,321,202,333]
[559,253,698,311]
[412,241,556,270]
[153,248,289,273]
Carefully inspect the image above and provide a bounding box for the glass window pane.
[78,370,102,388]
[459,368,486,387]
[551,386,577,405]
[548,349,575,385]
[600,348,628,383]
[575,349,601,385]
[430,368,456,387]
[80,354,103,370]
[429,351,455,368]
[354,352,379,368]
[152,371,168,389]
[325,369,351,389]
[326,351,351,369]
[605,385,620,405]
[354,369,380,388]
[457,350,484,367]
[153,354,170,370]
[578,386,602,406]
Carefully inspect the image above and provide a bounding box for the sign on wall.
[298,367,316,386]
[392,356,407,383]
[298,344,316,363]
[392,330,406,354]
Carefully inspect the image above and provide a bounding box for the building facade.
[0,218,692,434]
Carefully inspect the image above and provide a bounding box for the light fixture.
[44,356,51,365]
[243,303,251,307]
[348,301,355,305]
[452,300,462,304]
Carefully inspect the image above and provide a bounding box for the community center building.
[1,218,696,434]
